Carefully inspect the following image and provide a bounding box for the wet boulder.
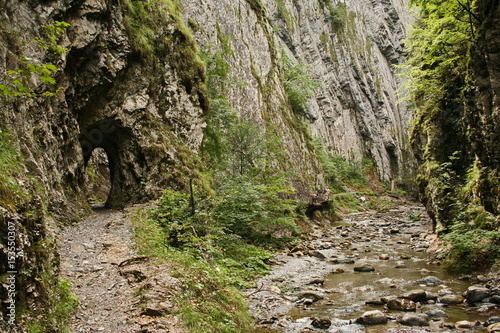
[398,313,430,326]
[438,294,465,305]
[486,317,500,326]
[356,310,388,325]
[311,317,332,329]
[401,289,427,302]
[464,285,491,303]
[416,276,443,286]
[487,322,500,332]
[387,298,417,311]
[330,258,355,264]
[297,291,324,304]
[425,308,448,319]
[456,320,478,329]
[354,265,375,272]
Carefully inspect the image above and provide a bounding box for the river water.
[249,204,500,332]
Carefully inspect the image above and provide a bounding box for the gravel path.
[59,204,185,333]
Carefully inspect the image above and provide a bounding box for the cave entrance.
[84,147,112,207]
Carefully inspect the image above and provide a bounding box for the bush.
[444,229,500,273]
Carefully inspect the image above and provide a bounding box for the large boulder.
[354,265,376,272]
[425,308,448,319]
[464,285,491,303]
[487,322,500,332]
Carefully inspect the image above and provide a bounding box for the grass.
[132,208,259,332]
[0,128,27,210]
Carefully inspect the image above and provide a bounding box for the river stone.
[456,320,477,328]
[379,254,390,260]
[395,261,407,268]
[331,258,355,264]
[416,276,443,286]
[464,285,491,303]
[438,294,465,305]
[486,317,500,326]
[487,295,500,304]
[311,318,332,329]
[354,265,375,272]
[387,298,417,311]
[356,310,388,325]
[401,289,427,302]
[425,308,448,319]
[398,313,430,326]
[309,250,327,260]
[488,323,500,332]
[297,291,324,303]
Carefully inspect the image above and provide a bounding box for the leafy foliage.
[0,21,69,99]
[280,51,320,116]
[403,0,500,272]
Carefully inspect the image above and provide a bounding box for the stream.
[247,203,500,332]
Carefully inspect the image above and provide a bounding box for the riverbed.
[246,203,500,332]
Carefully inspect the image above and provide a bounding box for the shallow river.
[249,204,500,332]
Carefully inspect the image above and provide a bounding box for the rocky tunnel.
[79,118,145,208]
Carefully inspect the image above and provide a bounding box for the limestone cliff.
[181,0,413,184]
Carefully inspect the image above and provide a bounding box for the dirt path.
[59,204,185,333]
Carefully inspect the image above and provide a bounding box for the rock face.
[0,0,206,325]
[0,0,413,327]
[180,0,413,185]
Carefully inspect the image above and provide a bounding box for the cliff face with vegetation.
[182,0,413,185]
[0,0,413,329]
[407,0,500,272]
[1,0,208,328]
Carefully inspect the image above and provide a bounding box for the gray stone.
[416,276,443,286]
[356,310,388,325]
[354,265,376,272]
[398,313,430,326]
[387,298,417,311]
[425,308,448,319]
[464,285,491,303]
[487,322,500,332]
[297,291,324,303]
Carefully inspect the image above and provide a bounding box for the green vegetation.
[26,276,78,333]
[133,119,297,330]
[276,0,295,32]
[121,0,207,105]
[280,51,321,116]
[319,0,347,33]
[0,129,27,210]
[403,0,500,272]
[0,21,69,99]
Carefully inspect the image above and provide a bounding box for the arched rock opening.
[84,147,111,206]
[79,118,144,208]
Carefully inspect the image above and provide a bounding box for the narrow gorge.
[1,0,499,332]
